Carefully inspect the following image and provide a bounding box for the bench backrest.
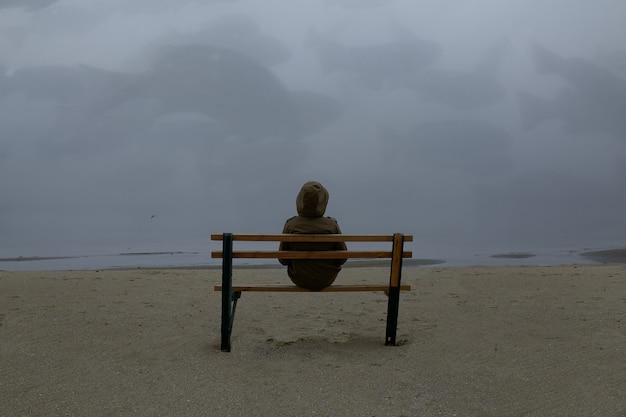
[210,233,413,259]
[211,233,412,287]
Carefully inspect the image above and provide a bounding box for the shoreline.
[1,246,624,272]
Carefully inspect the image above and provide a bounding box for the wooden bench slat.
[211,250,412,259]
[214,284,411,292]
[210,233,413,242]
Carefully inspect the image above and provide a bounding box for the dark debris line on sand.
[0,256,80,262]
[490,253,536,259]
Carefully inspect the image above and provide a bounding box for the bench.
[211,233,413,352]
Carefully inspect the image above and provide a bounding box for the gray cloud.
[1,0,626,259]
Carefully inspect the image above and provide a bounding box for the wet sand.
[579,248,626,264]
[1,264,625,416]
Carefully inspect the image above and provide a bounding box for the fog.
[1,0,626,259]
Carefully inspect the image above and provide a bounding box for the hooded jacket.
[279,181,347,291]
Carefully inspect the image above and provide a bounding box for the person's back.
[279,181,347,291]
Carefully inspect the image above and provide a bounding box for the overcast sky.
[1,0,625,256]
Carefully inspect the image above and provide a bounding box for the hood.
[296,181,329,217]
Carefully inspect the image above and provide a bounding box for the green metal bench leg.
[385,287,400,345]
[221,233,234,352]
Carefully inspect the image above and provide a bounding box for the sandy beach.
[1,264,625,416]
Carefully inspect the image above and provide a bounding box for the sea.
[1,235,624,272]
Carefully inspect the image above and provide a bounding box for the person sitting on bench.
[278,181,347,291]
